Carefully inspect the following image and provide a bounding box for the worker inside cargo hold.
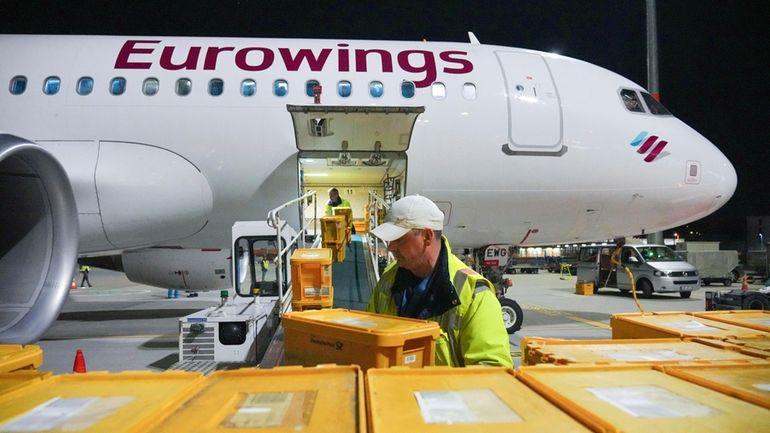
[325,187,351,215]
[366,194,513,367]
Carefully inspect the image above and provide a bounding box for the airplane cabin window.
[43,76,61,95]
[209,78,224,96]
[143,78,159,96]
[274,79,288,97]
[176,78,192,96]
[337,80,352,97]
[620,89,645,113]
[110,77,126,95]
[462,83,477,100]
[401,81,415,98]
[369,81,384,98]
[241,79,256,97]
[432,82,446,99]
[76,77,94,95]
[9,76,27,95]
[305,80,320,97]
[641,91,672,115]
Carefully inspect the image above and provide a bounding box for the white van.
[576,244,700,298]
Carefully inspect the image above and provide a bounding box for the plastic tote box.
[282,309,440,370]
[150,365,364,433]
[0,370,51,395]
[690,310,770,333]
[520,337,764,366]
[291,248,333,304]
[516,364,770,433]
[0,371,204,433]
[0,345,43,372]
[320,215,346,244]
[610,311,770,340]
[661,363,770,410]
[366,366,591,433]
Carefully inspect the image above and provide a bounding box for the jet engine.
[0,134,78,344]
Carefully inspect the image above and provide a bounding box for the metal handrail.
[266,191,318,314]
[367,190,393,281]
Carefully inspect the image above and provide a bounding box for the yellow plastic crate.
[690,310,770,333]
[333,207,353,243]
[353,220,367,234]
[0,370,51,395]
[520,337,764,366]
[575,281,594,295]
[0,345,43,372]
[661,363,770,410]
[367,367,591,433]
[517,364,770,433]
[150,365,364,433]
[320,215,346,244]
[0,371,204,433]
[611,311,770,340]
[290,248,333,304]
[283,309,440,371]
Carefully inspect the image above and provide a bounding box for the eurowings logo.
[629,131,668,163]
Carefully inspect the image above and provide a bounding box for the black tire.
[723,278,732,287]
[638,280,654,298]
[680,291,692,299]
[741,294,770,310]
[499,298,523,334]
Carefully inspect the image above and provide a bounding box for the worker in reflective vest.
[324,187,351,215]
[261,257,269,281]
[79,265,92,288]
[366,195,513,367]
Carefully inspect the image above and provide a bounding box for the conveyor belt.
[332,235,373,311]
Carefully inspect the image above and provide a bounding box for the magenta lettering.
[203,47,235,70]
[354,49,393,73]
[235,47,275,71]
[440,51,473,74]
[160,46,201,70]
[279,48,332,71]
[397,50,436,88]
[337,43,350,72]
[114,40,160,69]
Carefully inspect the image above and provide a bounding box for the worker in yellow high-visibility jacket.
[366,195,512,367]
[324,187,351,215]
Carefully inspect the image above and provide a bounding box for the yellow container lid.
[366,366,591,433]
[0,370,51,395]
[521,337,763,366]
[0,371,204,433]
[517,364,770,433]
[283,309,440,346]
[690,310,770,333]
[0,345,43,372]
[291,248,332,264]
[612,312,770,339]
[693,337,770,359]
[661,363,770,410]
[150,365,364,433]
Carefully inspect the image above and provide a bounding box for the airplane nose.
[704,143,737,213]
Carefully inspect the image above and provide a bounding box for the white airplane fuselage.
[0,35,736,276]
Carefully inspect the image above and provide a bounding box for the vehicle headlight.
[693,270,698,276]
[653,270,667,277]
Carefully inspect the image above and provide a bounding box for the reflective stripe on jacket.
[366,237,513,368]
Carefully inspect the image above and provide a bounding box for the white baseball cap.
[370,195,445,242]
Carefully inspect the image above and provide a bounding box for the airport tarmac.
[37,267,765,373]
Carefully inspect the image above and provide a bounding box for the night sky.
[1,1,767,244]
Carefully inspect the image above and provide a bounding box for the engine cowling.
[0,134,78,344]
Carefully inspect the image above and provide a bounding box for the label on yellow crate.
[0,396,133,432]
[224,391,317,429]
[748,319,770,326]
[659,320,722,332]
[753,383,770,391]
[586,386,719,418]
[587,347,695,362]
[330,317,379,328]
[414,389,522,424]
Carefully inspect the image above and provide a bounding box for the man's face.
[329,190,339,201]
[387,229,430,274]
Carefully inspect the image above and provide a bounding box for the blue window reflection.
[241,79,256,97]
[401,81,415,98]
[110,77,126,95]
[209,79,224,96]
[305,80,319,97]
[338,80,352,97]
[44,76,61,95]
[9,76,27,95]
[143,78,159,96]
[274,80,288,97]
[77,77,94,95]
[369,81,383,98]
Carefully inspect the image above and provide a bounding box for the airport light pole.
[646,0,664,245]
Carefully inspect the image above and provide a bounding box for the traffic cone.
[73,349,87,373]
[741,276,749,293]
[71,279,77,289]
